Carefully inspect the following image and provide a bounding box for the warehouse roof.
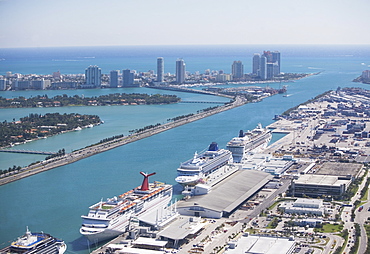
[177,170,272,214]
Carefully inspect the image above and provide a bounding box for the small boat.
[0,227,67,253]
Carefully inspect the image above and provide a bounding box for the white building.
[280,198,326,216]
[84,65,101,88]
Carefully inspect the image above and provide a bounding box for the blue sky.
[0,0,369,48]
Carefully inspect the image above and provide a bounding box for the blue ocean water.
[0,45,370,253]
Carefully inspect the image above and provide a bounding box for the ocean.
[0,45,369,253]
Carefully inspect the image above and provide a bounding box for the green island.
[0,112,101,147]
[0,93,181,108]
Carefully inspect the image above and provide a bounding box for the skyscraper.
[122,69,134,87]
[0,79,6,91]
[157,57,164,83]
[85,65,101,88]
[260,56,267,80]
[232,61,244,80]
[272,51,281,74]
[110,70,119,88]
[176,59,186,84]
[252,53,260,75]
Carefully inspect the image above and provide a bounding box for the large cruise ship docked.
[227,124,272,163]
[175,142,233,186]
[0,227,66,254]
[80,172,172,243]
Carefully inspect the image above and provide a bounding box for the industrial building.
[177,170,272,218]
[289,174,351,198]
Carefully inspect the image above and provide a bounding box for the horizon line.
[1,43,369,50]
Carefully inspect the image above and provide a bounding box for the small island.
[0,93,181,108]
[0,112,101,147]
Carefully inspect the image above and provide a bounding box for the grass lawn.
[361,188,368,201]
[314,223,343,233]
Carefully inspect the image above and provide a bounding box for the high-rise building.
[267,63,274,79]
[272,51,281,74]
[157,57,164,83]
[176,59,186,84]
[85,65,101,88]
[31,79,50,90]
[110,70,119,88]
[122,69,135,87]
[15,80,31,90]
[252,53,260,75]
[232,61,244,80]
[260,56,267,80]
[0,79,6,91]
[263,51,273,62]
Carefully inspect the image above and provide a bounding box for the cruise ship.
[0,227,66,254]
[175,142,233,186]
[80,172,172,243]
[227,124,272,163]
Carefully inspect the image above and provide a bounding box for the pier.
[0,149,57,155]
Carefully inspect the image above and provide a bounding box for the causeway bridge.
[0,149,57,155]
[179,101,227,104]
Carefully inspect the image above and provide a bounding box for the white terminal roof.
[225,235,295,254]
[158,216,206,240]
[177,170,272,214]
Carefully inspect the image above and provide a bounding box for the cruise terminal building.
[177,170,272,218]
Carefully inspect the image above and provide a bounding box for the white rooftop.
[294,174,349,186]
[225,235,296,254]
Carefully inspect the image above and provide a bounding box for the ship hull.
[82,228,123,244]
[80,184,172,244]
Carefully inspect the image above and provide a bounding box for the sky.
[0,0,369,48]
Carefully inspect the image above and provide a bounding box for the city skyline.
[0,0,369,48]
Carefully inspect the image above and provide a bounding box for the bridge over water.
[179,101,227,104]
[0,149,57,155]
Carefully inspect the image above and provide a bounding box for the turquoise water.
[0,45,370,252]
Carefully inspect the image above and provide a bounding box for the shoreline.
[0,96,249,186]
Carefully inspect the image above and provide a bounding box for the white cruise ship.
[80,172,172,243]
[227,124,272,163]
[175,142,233,186]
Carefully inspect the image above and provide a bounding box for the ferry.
[226,124,272,163]
[0,227,66,254]
[175,142,233,186]
[80,172,172,243]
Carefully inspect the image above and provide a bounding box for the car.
[368,207,370,211]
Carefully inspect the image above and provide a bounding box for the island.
[0,112,102,148]
[0,93,181,108]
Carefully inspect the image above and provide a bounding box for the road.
[341,170,369,254]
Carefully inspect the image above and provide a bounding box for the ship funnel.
[140,171,156,191]
[208,142,218,151]
[239,130,244,137]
